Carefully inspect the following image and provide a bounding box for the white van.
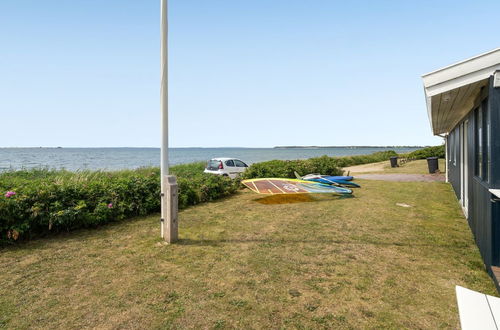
[204,158,249,179]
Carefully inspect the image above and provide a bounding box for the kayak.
[295,172,360,188]
[307,177,360,188]
[303,174,353,181]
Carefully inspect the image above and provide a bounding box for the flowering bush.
[0,163,239,243]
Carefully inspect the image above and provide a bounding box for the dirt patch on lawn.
[343,161,386,173]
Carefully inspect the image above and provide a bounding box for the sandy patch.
[343,161,387,174]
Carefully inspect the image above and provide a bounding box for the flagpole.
[160,0,168,182]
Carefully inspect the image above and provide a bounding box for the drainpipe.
[437,134,448,182]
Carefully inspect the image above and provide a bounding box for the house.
[422,48,500,287]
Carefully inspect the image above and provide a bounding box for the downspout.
[437,133,448,182]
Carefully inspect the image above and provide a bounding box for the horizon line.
[0,145,436,149]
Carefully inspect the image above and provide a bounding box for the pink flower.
[5,191,16,198]
[107,203,113,208]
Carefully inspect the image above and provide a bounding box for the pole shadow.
[252,193,354,205]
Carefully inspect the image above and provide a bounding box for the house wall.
[488,77,500,266]
[447,76,500,268]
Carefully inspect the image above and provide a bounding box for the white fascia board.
[423,48,500,87]
[425,93,433,132]
[425,65,500,97]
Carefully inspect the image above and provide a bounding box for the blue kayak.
[314,175,353,181]
[307,177,360,188]
[295,172,360,188]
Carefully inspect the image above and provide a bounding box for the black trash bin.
[389,156,398,168]
[427,157,439,173]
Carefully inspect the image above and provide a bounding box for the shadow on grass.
[253,193,354,205]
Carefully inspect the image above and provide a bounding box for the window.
[475,100,489,181]
[207,160,222,170]
[225,160,235,167]
[234,160,248,167]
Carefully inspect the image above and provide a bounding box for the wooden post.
[161,175,178,243]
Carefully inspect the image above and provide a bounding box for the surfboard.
[306,177,360,188]
[302,174,354,181]
[241,178,352,195]
[294,172,360,188]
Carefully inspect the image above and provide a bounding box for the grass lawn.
[345,158,447,175]
[1,161,496,329]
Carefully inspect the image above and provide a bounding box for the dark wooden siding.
[488,77,500,266]
[470,178,493,264]
[446,76,500,268]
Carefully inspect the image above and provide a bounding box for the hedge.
[241,150,397,179]
[406,145,445,159]
[0,163,238,242]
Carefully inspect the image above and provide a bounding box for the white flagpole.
[160,0,168,182]
[160,0,178,243]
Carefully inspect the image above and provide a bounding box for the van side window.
[234,160,248,167]
[225,160,235,167]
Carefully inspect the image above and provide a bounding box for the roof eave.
[422,48,500,136]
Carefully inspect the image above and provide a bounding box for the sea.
[0,147,423,172]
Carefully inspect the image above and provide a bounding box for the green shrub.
[406,145,445,159]
[242,150,397,179]
[241,156,342,179]
[0,165,239,243]
[328,150,397,168]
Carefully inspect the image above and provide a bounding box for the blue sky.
[1,0,499,147]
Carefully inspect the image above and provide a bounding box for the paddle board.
[242,178,352,195]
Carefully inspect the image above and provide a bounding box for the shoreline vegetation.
[0,145,435,149]
[274,145,430,149]
[0,147,444,243]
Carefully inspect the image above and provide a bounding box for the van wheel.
[222,174,228,177]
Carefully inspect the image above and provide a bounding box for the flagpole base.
[161,175,178,243]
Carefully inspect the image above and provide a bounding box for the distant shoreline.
[273,145,427,149]
[0,145,432,149]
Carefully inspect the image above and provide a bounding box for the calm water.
[0,147,423,172]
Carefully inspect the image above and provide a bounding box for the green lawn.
[384,158,447,174]
[346,158,446,175]
[0,164,496,329]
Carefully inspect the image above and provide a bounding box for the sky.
[1,1,500,148]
